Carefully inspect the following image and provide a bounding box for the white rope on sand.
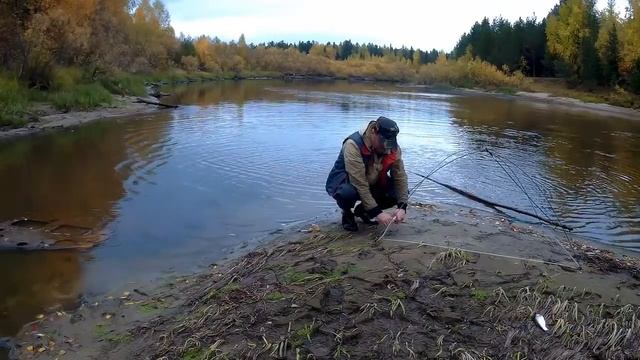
[374,148,582,270]
[383,237,580,269]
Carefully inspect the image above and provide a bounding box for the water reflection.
[0,251,82,336]
[449,95,640,244]
[0,123,127,226]
[0,112,172,339]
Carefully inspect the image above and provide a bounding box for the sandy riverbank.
[398,84,640,120]
[514,91,640,120]
[8,203,640,359]
[0,96,169,141]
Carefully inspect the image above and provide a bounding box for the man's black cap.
[376,116,399,150]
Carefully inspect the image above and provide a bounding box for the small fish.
[535,313,548,331]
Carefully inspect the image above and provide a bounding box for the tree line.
[0,0,444,89]
[1,0,639,94]
[452,0,640,93]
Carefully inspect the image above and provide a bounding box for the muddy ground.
[9,203,640,359]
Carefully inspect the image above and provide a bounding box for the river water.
[1,80,639,348]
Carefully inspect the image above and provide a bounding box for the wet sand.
[0,96,166,141]
[9,203,640,359]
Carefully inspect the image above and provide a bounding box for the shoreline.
[411,85,640,120]
[0,96,169,142]
[2,78,639,143]
[9,203,640,359]
[514,91,640,120]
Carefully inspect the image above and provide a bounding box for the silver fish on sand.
[535,313,548,331]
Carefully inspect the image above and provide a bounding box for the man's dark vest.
[325,131,397,196]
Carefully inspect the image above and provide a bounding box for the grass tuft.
[0,74,29,127]
[49,83,113,111]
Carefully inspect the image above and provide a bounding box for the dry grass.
[484,285,640,359]
[122,226,639,360]
[429,248,472,269]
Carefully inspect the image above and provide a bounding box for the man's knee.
[333,183,359,209]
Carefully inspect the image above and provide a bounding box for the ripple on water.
[74,82,640,251]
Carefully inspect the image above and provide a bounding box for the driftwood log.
[135,97,178,108]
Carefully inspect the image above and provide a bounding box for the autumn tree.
[546,0,601,84]
[596,0,621,85]
[237,34,249,63]
[89,0,135,70]
[194,36,218,72]
[621,0,640,92]
[130,0,177,71]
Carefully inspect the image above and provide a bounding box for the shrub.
[417,57,525,89]
[50,67,84,91]
[180,55,199,72]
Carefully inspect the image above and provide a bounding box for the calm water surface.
[1,80,639,345]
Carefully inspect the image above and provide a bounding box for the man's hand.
[393,209,406,223]
[376,212,394,225]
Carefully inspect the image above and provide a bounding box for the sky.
[165,0,629,51]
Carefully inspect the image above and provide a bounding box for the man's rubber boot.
[342,210,358,232]
[354,204,378,225]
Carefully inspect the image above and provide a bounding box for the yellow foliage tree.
[198,38,223,73]
[546,0,591,69]
[620,0,640,72]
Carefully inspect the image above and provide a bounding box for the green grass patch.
[471,289,489,301]
[138,302,163,314]
[265,291,286,301]
[291,321,318,347]
[94,323,110,338]
[324,264,357,282]
[219,282,241,293]
[0,74,29,127]
[101,72,147,96]
[49,83,113,111]
[50,67,84,91]
[206,282,242,301]
[282,264,357,285]
[283,268,320,284]
[392,290,406,300]
[181,348,207,360]
[27,88,48,102]
[94,323,132,343]
[495,87,518,95]
[243,70,282,78]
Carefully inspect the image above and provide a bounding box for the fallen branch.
[135,97,178,108]
[413,173,573,231]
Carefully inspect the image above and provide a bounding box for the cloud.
[166,0,625,51]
